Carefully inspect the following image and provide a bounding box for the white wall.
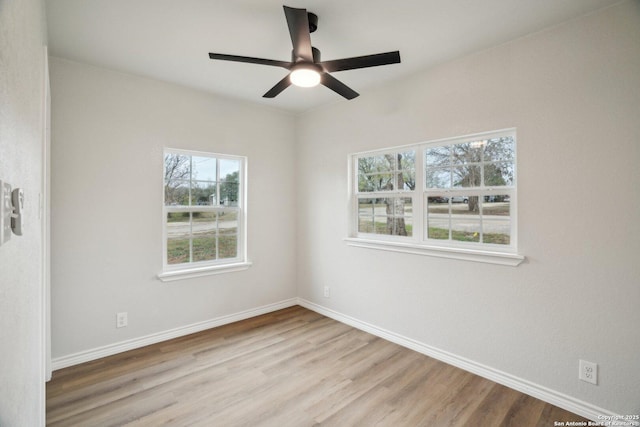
[0,0,48,425]
[49,58,297,359]
[296,1,640,416]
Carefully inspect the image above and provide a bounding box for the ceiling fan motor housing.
[292,47,321,64]
[308,12,318,33]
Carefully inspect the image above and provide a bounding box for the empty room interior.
[1,0,639,425]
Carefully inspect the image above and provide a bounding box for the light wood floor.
[47,306,588,426]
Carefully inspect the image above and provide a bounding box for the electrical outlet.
[579,359,597,385]
[324,286,331,298]
[116,312,128,328]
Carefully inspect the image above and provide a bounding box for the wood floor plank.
[46,306,590,426]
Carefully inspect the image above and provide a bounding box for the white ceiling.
[46,0,621,113]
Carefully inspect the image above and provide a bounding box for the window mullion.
[217,158,221,207]
[414,147,425,242]
[189,211,193,264]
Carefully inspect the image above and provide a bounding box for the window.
[160,149,248,280]
[349,129,523,265]
[356,150,416,238]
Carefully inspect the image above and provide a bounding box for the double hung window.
[350,129,521,264]
[161,149,247,278]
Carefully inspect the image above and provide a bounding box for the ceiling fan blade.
[263,74,292,98]
[321,73,359,100]
[209,53,291,69]
[321,51,401,73]
[283,6,313,62]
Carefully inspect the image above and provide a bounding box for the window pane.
[451,197,480,242]
[378,197,412,236]
[426,196,449,240]
[218,211,238,234]
[482,195,510,216]
[484,137,514,162]
[357,197,411,236]
[167,238,190,265]
[386,197,411,216]
[192,181,216,206]
[402,171,416,190]
[164,180,190,206]
[371,200,389,235]
[426,168,451,189]
[427,218,450,240]
[399,151,415,171]
[219,235,237,259]
[164,153,191,188]
[191,212,216,262]
[482,195,510,245]
[452,142,483,164]
[449,195,468,204]
[220,159,240,182]
[398,151,416,190]
[167,212,190,265]
[386,197,412,236]
[358,198,376,215]
[426,196,449,206]
[376,216,413,236]
[166,212,190,237]
[358,217,375,233]
[426,146,451,166]
[192,236,217,262]
[452,165,481,187]
[394,216,413,237]
[483,220,511,245]
[358,155,393,174]
[358,198,377,234]
[451,220,481,242]
[220,181,239,206]
[192,156,216,181]
[484,162,514,187]
[358,173,394,192]
[192,211,216,228]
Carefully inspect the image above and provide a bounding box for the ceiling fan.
[208,5,401,100]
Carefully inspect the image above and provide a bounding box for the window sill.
[157,261,253,282]
[344,238,524,266]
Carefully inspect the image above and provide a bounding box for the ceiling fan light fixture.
[290,65,321,87]
[208,6,400,99]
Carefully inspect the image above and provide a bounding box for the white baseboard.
[51,298,298,371]
[297,298,617,423]
[51,296,619,423]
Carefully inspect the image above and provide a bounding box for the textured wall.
[49,58,297,359]
[296,1,640,415]
[0,0,47,425]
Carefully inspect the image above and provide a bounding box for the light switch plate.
[1,181,12,245]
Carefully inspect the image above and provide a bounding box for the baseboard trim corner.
[52,298,298,371]
[297,298,616,422]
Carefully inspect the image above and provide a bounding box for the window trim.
[157,261,253,282]
[348,129,524,265]
[159,148,249,280]
[344,237,524,266]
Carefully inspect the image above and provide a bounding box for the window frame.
[347,129,524,266]
[159,148,250,281]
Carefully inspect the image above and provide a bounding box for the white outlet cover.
[579,359,598,385]
[116,312,128,328]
